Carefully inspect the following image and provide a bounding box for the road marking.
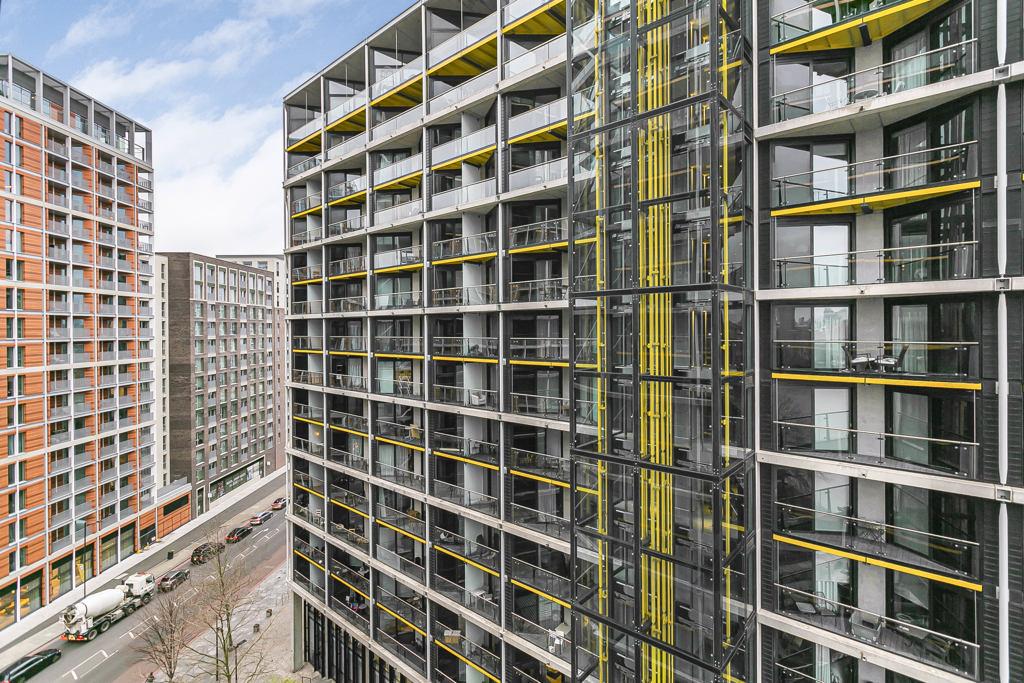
[65,649,116,680]
[120,614,159,639]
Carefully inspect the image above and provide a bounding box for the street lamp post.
[74,518,94,600]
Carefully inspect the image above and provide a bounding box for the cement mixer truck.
[61,572,156,641]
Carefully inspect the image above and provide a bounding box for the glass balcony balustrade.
[432,432,498,466]
[432,177,497,211]
[431,231,496,261]
[374,198,422,226]
[433,384,497,410]
[373,154,422,188]
[432,126,496,169]
[507,157,567,192]
[772,142,977,208]
[326,214,366,238]
[505,35,567,78]
[508,277,568,303]
[771,0,937,45]
[428,69,499,114]
[432,480,499,518]
[772,41,977,122]
[431,573,500,624]
[428,12,497,67]
[432,283,497,307]
[508,217,568,250]
[432,336,498,358]
[773,339,978,377]
[773,240,977,288]
[371,57,424,100]
[775,583,977,676]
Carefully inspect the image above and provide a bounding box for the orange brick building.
[0,54,188,633]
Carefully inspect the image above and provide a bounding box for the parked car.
[248,511,273,526]
[157,569,190,592]
[225,526,252,543]
[270,497,288,510]
[190,542,225,565]
[0,648,62,682]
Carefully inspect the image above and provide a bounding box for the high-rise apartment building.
[160,252,280,516]
[284,3,1024,682]
[0,54,191,635]
[217,253,288,472]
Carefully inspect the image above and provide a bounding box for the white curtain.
[890,33,929,93]
[893,304,929,372]
[893,392,930,465]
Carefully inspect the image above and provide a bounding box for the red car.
[225,526,252,543]
[249,511,273,526]
[271,497,288,510]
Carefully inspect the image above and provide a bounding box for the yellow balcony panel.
[375,352,424,360]
[325,108,366,134]
[509,578,571,609]
[432,355,500,364]
[508,240,569,255]
[508,358,570,368]
[771,0,952,55]
[503,0,566,35]
[286,129,322,153]
[770,180,980,218]
[432,449,500,471]
[374,261,424,274]
[328,271,368,281]
[327,349,368,357]
[508,468,569,488]
[430,145,496,172]
[434,544,500,576]
[771,371,980,391]
[293,549,325,572]
[374,170,423,192]
[427,35,498,78]
[327,189,368,207]
[431,250,498,266]
[370,77,423,108]
[433,640,501,683]
[291,205,323,219]
[773,534,981,592]
[507,120,567,146]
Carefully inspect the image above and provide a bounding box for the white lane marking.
[120,614,159,639]
[65,649,115,680]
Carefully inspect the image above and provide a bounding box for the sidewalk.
[0,468,286,665]
[158,564,327,683]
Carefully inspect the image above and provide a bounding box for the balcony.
[773,415,977,478]
[292,369,323,386]
[431,231,496,262]
[291,226,323,247]
[432,283,496,307]
[432,336,498,359]
[320,408,368,439]
[431,126,496,172]
[431,177,496,212]
[287,115,323,151]
[773,339,978,378]
[328,295,367,313]
[428,68,499,115]
[292,335,323,352]
[375,544,425,584]
[287,154,322,179]
[291,300,323,315]
[325,214,366,239]
[508,97,567,144]
[508,447,569,484]
[431,573,500,624]
[372,107,423,141]
[507,157,567,192]
[773,240,977,289]
[507,612,572,663]
[433,481,500,518]
[775,500,977,577]
[771,142,977,217]
[326,176,368,205]
[508,217,568,253]
[327,133,368,163]
[290,192,322,217]
[433,384,497,410]
[505,34,567,78]
[293,404,325,423]
[329,373,367,392]
[375,502,426,541]
[373,154,423,190]
[433,527,498,573]
[291,265,322,283]
[375,459,425,492]
[775,583,976,676]
[328,254,367,278]
[509,502,570,541]
[326,91,367,130]
[374,198,422,226]
[770,0,952,53]
[328,445,368,472]
[774,40,976,123]
[433,625,501,681]
[370,57,424,101]
[328,485,369,516]
[432,432,499,467]
[508,277,567,303]
[375,291,423,310]
[509,337,568,362]
[328,335,365,353]
[377,336,422,355]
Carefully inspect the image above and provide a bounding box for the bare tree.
[134,590,191,682]
[183,526,277,682]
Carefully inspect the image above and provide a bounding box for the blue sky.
[0,0,409,253]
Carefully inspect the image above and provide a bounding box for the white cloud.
[73,57,203,104]
[247,0,330,18]
[149,105,284,254]
[48,2,133,58]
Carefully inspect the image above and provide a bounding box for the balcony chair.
[876,344,909,373]
[843,344,874,372]
[850,610,883,643]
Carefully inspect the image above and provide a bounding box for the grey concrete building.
[159,252,279,516]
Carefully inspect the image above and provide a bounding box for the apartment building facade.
[284,2,1024,682]
[160,252,280,516]
[217,253,288,472]
[0,54,190,635]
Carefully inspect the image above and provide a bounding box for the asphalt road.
[16,482,288,683]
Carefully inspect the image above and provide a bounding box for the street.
[10,482,288,683]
